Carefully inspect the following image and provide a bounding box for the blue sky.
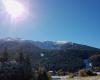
[0,0,100,48]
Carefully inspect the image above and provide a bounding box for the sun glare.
[2,0,25,20]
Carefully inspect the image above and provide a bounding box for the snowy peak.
[55,41,68,45]
[0,38,99,50]
[0,37,24,42]
[33,41,69,50]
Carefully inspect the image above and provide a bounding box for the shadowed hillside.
[0,38,100,72]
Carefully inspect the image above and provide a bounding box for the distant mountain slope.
[0,38,100,72]
[31,40,100,51]
[32,41,67,50]
[61,42,100,51]
[0,38,43,56]
[0,37,99,51]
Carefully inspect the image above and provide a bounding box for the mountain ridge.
[0,37,99,50]
[0,37,100,72]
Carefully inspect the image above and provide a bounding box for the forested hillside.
[0,38,100,72]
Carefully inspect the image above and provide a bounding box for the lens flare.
[2,0,25,20]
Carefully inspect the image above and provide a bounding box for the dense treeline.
[0,49,33,80]
[0,47,100,80]
[0,40,100,73]
[90,54,100,71]
[0,48,50,80]
[38,49,100,72]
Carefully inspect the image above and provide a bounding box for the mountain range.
[0,37,100,72]
[0,37,99,50]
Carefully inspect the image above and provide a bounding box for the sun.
[2,0,25,20]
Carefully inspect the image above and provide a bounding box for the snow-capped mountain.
[0,38,68,50]
[0,37,24,42]
[0,38,99,72]
[0,37,99,51]
[32,41,69,50]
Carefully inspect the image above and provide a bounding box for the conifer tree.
[37,66,50,80]
[24,54,33,80]
[18,51,25,63]
[2,47,9,62]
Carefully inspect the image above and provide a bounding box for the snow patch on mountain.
[55,41,68,45]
